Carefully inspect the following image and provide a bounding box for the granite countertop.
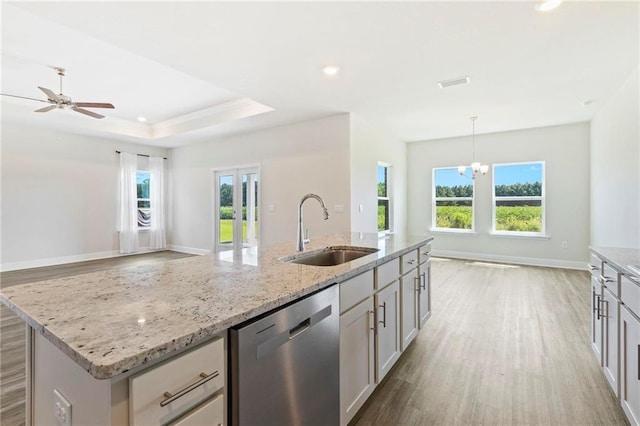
[589,246,640,279]
[0,233,432,380]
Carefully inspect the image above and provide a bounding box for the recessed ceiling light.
[438,76,470,89]
[322,66,340,77]
[536,0,562,12]
[137,116,147,123]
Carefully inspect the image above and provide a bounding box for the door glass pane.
[218,174,234,245]
[242,172,258,247]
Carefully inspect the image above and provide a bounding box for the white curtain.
[149,156,167,249]
[118,152,139,253]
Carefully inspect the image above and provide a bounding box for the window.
[432,167,474,231]
[493,162,545,234]
[137,170,151,228]
[377,163,391,232]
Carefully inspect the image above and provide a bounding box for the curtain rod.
[115,150,167,160]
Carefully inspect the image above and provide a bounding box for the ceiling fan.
[0,67,115,119]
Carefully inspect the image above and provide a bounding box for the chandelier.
[458,116,488,179]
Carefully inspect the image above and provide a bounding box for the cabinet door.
[400,268,419,351]
[375,280,401,382]
[621,305,640,426]
[418,260,431,328]
[592,276,603,365]
[603,286,620,397]
[340,297,375,426]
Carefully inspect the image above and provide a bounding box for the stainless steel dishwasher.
[230,284,339,426]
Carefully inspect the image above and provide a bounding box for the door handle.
[414,276,420,293]
[379,302,387,328]
[420,272,426,290]
[596,295,602,320]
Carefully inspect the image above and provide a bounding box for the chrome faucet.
[297,193,329,252]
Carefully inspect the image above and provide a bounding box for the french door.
[214,167,259,254]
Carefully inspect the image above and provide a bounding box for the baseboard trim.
[167,245,211,256]
[1,247,167,272]
[432,249,587,271]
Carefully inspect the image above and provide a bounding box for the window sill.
[429,228,478,236]
[489,231,550,240]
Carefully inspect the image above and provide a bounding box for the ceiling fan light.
[480,165,489,174]
[471,162,481,172]
[458,166,467,175]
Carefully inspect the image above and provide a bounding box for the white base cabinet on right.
[621,279,640,426]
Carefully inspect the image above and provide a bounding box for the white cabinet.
[400,252,419,351]
[375,280,401,381]
[170,394,224,426]
[418,257,431,328]
[602,285,620,396]
[338,242,432,426]
[339,297,375,426]
[621,304,640,426]
[591,263,603,364]
[130,337,226,425]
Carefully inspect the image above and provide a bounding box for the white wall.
[350,115,407,234]
[590,65,640,248]
[169,114,351,252]
[1,123,168,270]
[407,122,591,269]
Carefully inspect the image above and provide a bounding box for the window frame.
[377,162,392,234]
[432,167,476,233]
[491,161,546,237]
[137,170,151,230]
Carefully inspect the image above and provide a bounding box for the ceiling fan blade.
[74,102,115,109]
[34,105,57,113]
[72,107,105,119]
[0,93,49,103]
[38,86,60,102]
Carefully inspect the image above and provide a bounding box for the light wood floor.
[354,258,628,425]
[0,251,195,426]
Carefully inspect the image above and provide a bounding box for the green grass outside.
[435,205,542,232]
[219,220,258,244]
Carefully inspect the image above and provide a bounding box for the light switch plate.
[53,388,72,426]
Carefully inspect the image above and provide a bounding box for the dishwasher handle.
[289,318,311,339]
[256,304,333,359]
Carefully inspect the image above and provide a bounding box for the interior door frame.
[212,165,260,254]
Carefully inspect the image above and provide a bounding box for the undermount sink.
[284,246,379,266]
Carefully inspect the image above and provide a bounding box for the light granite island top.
[0,232,432,380]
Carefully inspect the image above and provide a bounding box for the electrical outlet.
[561,241,568,249]
[53,389,72,426]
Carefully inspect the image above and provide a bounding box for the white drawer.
[419,243,431,264]
[170,394,224,426]
[601,263,620,297]
[401,250,419,275]
[130,337,225,425]
[588,252,603,276]
[622,274,640,318]
[340,270,374,314]
[376,257,400,290]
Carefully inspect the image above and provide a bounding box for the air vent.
[438,76,470,89]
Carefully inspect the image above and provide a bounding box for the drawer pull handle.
[588,264,600,271]
[160,371,219,407]
[600,275,615,283]
[407,259,416,265]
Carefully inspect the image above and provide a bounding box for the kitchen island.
[0,232,433,425]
